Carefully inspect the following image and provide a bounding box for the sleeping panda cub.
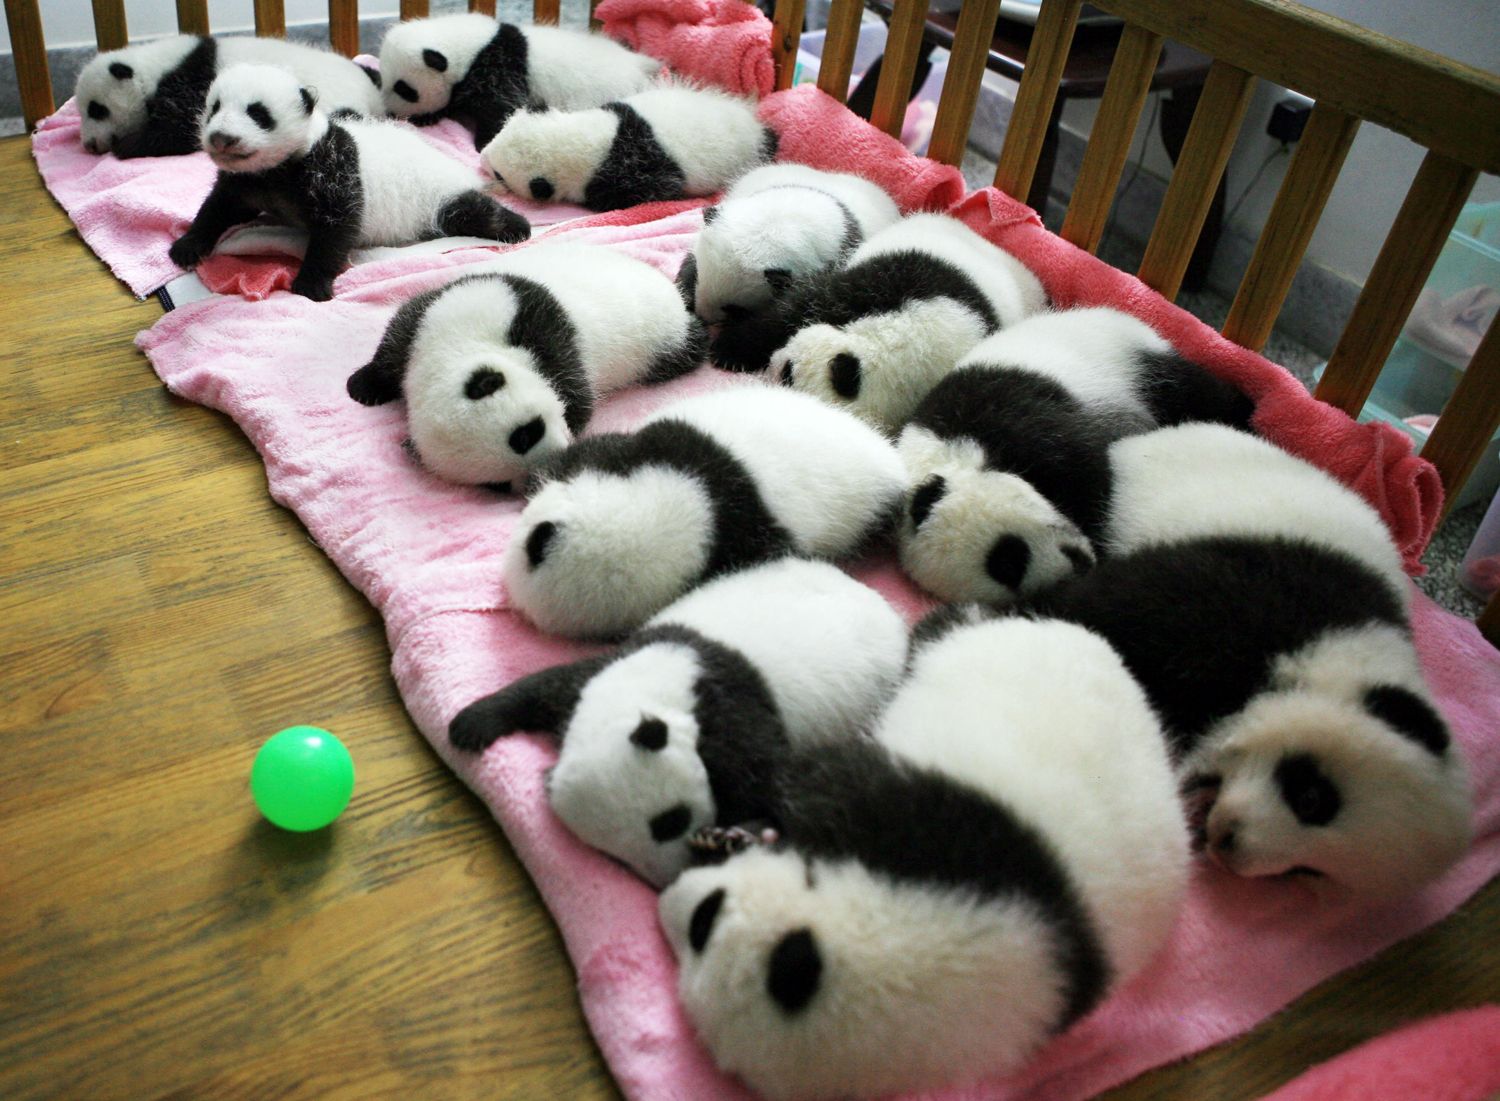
[75,33,382,158]
[1024,422,1472,898]
[449,558,907,887]
[751,214,1048,426]
[660,614,1189,1101]
[503,384,906,638]
[482,82,777,211]
[379,13,658,147]
[345,242,706,487]
[678,164,902,328]
[168,64,530,301]
[899,307,1254,602]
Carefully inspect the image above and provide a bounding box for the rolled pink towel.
[597,0,775,96]
[1259,1005,1500,1101]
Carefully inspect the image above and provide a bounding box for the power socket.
[1267,99,1312,143]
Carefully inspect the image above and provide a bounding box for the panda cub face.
[199,65,321,175]
[482,108,616,204]
[1185,627,1471,898]
[378,15,480,118]
[691,203,813,325]
[502,466,716,639]
[76,51,149,155]
[547,644,715,887]
[770,297,992,433]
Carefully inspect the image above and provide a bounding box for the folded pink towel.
[1257,1005,1500,1101]
[598,0,775,96]
[137,206,1500,1100]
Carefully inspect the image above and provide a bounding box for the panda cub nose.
[207,131,240,152]
[529,177,554,201]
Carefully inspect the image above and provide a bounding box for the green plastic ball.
[250,726,355,831]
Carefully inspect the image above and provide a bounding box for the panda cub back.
[501,384,906,638]
[687,164,902,326]
[658,615,1188,1100]
[346,242,704,486]
[768,214,1048,431]
[448,558,907,887]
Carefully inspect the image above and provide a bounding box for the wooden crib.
[1,1,1496,1099]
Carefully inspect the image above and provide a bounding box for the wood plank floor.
[0,133,1494,1101]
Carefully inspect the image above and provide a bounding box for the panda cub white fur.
[449,558,908,887]
[1024,422,1472,898]
[678,164,902,327]
[659,614,1190,1100]
[898,308,1254,603]
[75,33,382,158]
[346,243,705,487]
[168,64,530,301]
[379,13,658,147]
[752,214,1048,427]
[482,82,777,211]
[503,384,907,639]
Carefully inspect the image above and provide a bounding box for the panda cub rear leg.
[436,190,532,244]
[645,317,710,383]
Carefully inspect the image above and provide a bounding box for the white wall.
[1058,0,1499,284]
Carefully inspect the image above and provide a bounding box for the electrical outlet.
[1267,99,1312,143]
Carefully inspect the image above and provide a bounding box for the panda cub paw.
[168,233,210,270]
[290,270,336,302]
[688,822,780,864]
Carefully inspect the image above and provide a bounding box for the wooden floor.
[0,132,1495,1100]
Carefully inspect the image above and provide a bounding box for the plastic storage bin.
[1330,202,1500,511]
[793,24,950,156]
[1462,489,1500,601]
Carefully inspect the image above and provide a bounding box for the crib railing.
[5,0,1499,640]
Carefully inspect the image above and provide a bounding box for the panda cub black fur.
[503,384,907,639]
[74,33,382,158]
[713,214,1046,405]
[346,242,705,487]
[379,13,658,147]
[899,307,1254,603]
[659,613,1189,1100]
[1020,422,1472,899]
[482,83,778,211]
[449,558,907,887]
[168,65,530,301]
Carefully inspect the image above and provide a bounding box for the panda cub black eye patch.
[246,103,274,131]
[630,716,669,751]
[464,367,506,399]
[525,521,557,568]
[209,98,221,116]
[766,928,822,1013]
[87,101,110,121]
[422,48,449,72]
[688,888,725,953]
[1275,753,1342,826]
[909,475,946,529]
[828,353,861,400]
[529,177,555,201]
[108,61,133,79]
[392,80,420,103]
[508,418,546,456]
[986,535,1032,591]
[649,803,693,843]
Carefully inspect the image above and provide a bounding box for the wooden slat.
[1221,102,1359,352]
[1421,318,1500,521]
[400,0,429,19]
[1480,589,1500,649]
[329,0,359,55]
[4,0,54,129]
[1315,154,1479,418]
[255,0,287,38]
[175,0,209,35]
[927,0,1003,166]
[91,0,128,51]
[816,0,865,104]
[1059,23,1163,252]
[869,0,929,138]
[532,0,560,24]
[470,0,497,14]
[1138,61,1255,299]
[1090,0,1500,174]
[771,0,807,93]
[590,0,601,30]
[994,0,1082,201]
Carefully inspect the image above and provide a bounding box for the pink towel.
[136,205,1500,1101]
[597,0,775,96]
[1257,1005,1500,1101]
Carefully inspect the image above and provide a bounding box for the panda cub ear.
[109,61,134,80]
[701,205,720,226]
[422,48,449,73]
[299,87,317,115]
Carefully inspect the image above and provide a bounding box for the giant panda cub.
[899,307,1254,602]
[678,163,902,330]
[481,82,777,212]
[379,13,658,147]
[503,384,907,638]
[1024,422,1472,898]
[752,214,1048,427]
[346,243,705,487]
[168,65,530,301]
[450,558,907,887]
[659,614,1190,1101]
[75,33,382,158]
